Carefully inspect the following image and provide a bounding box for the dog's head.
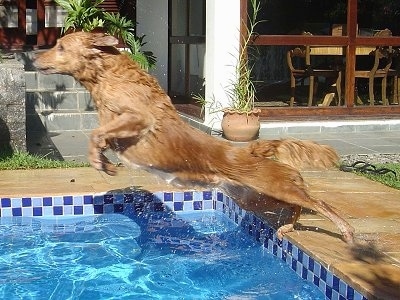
[34,31,119,76]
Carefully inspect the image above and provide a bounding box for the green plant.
[226,0,261,113]
[102,12,134,43]
[55,0,104,33]
[102,12,156,70]
[0,149,89,170]
[54,0,156,70]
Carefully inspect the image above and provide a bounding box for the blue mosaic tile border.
[218,192,368,300]
[0,190,215,217]
[0,190,366,300]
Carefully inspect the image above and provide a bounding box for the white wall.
[204,0,240,127]
[137,0,240,129]
[136,0,169,91]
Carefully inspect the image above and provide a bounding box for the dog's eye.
[57,44,64,52]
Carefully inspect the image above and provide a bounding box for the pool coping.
[1,166,399,299]
[0,189,367,300]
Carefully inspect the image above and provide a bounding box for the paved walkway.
[0,166,399,299]
[11,123,400,299]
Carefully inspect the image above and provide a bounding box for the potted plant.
[55,0,105,33]
[54,0,156,71]
[196,0,262,142]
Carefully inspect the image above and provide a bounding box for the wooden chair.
[287,45,342,107]
[354,29,396,105]
[386,48,399,105]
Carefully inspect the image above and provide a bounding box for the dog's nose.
[32,55,38,68]
[32,50,44,68]
[33,50,43,59]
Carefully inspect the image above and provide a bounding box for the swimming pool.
[0,190,366,299]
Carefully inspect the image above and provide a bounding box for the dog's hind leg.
[277,187,354,243]
[307,195,355,243]
[220,183,303,240]
[276,205,302,239]
[277,187,354,244]
[235,160,355,243]
[270,190,354,243]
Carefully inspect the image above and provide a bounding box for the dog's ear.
[92,34,119,47]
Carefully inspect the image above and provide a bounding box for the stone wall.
[0,56,26,151]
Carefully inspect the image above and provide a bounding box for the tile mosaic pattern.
[219,192,368,300]
[0,191,214,218]
[0,190,366,300]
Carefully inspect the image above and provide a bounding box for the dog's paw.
[342,228,355,244]
[89,151,118,176]
[91,131,108,149]
[103,162,118,176]
[276,224,295,240]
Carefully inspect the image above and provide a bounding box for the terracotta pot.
[221,109,260,142]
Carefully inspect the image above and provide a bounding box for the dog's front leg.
[89,112,153,175]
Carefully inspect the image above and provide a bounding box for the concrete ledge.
[180,114,400,137]
[259,119,400,134]
[26,91,94,111]
[0,58,26,151]
[26,110,99,132]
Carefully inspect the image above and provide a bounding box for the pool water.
[0,211,325,299]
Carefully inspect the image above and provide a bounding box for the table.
[307,46,365,106]
[309,46,398,106]
[309,46,376,56]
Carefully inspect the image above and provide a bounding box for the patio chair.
[386,47,399,105]
[354,29,396,105]
[287,43,342,107]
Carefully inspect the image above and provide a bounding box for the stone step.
[26,90,94,112]
[25,71,80,91]
[26,109,99,132]
[24,64,97,132]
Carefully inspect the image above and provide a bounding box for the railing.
[0,0,62,50]
[0,0,26,49]
[0,0,121,50]
[240,0,400,118]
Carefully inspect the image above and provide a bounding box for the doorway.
[168,0,206,109]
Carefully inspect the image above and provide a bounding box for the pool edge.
[0,189,367,300]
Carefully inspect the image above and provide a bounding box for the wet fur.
[34,32,354,243]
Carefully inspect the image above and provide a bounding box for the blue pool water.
[0,211,325,299]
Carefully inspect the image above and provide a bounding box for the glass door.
[168,0,206,105]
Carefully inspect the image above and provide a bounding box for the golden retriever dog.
[34,32,354,243]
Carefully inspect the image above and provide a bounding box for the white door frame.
[136,0,241,129]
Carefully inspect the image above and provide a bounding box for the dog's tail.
[247,139,339,170]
